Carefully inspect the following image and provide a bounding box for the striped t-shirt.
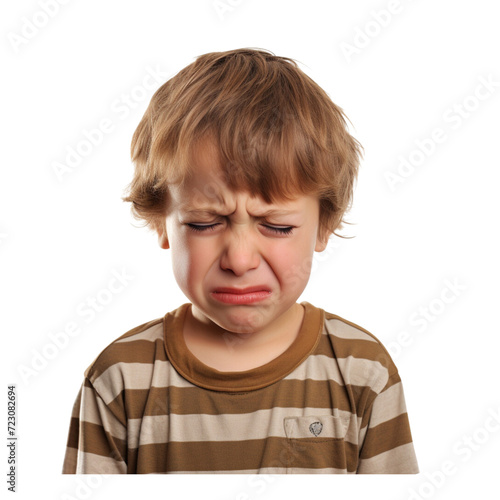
[62,301,418,474]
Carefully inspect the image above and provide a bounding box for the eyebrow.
[181,207,300,217]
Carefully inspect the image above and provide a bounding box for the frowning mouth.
[210,286,271,304]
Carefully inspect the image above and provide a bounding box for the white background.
[2,0,499,498]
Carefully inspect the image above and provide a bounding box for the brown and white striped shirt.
[62,301,418,474]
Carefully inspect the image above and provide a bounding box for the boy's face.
[158,138,330,335]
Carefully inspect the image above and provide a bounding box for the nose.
[219,229,260,276]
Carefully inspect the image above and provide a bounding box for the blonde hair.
[122,47,363,241]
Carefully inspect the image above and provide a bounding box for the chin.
[214,309,269,335]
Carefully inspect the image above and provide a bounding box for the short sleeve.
[62,378,128,474]
[356,371,419,474]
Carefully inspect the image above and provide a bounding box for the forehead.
[171,180,311,216]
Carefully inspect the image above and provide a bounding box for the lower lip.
[211,291,271,305]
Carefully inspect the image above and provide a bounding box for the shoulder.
[83,315,165,385]
[321,309,399,393]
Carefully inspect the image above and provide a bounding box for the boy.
[62,48,418,474]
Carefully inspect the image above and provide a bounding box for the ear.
[314,228,331,253]
[156,227,170,250]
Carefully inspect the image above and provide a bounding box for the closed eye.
[262,225,294,235]
[186,223,220,232]
[185,223,294,235]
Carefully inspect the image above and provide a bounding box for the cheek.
[171,237,212,290]
[269,239,314,289]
